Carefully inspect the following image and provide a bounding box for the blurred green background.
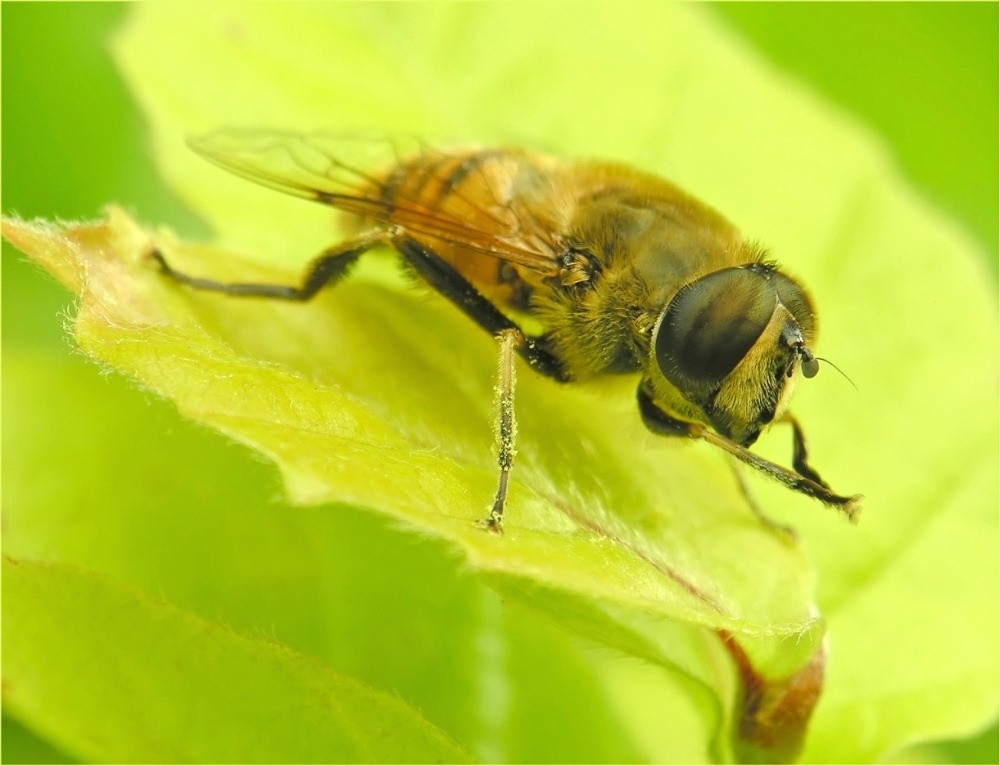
[3,3,996,763]
[3,3,997,350]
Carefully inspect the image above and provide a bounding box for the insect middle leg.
[395,237,571,532]
[395,237,569,383]
[481,328,520,534]
[151,229,390,300]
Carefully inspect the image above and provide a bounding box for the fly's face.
[651,263,818,446]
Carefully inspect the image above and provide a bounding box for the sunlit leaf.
[3,3,996,763]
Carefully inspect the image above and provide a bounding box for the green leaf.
[0,349,672,763]
[3,3,996,763]
[2,197,810,761]
[2,556,471,763]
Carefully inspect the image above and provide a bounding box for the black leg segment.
[637,384,696,438]
[152,229,388,301]
[784,414,830,488]
[396,237,570,382]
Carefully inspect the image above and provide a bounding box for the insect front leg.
[152,228,389,300]
[639,378,792,535]
[727,462,797,540]
[636,383,698,438]
[778,412,828,488]
[480,328,521,534]
[636,383,861,523]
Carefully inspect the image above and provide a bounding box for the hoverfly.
[153,129,861,533]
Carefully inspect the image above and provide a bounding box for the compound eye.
[770,270,816,339]
[654,268,776,396]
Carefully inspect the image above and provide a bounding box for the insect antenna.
[816,356,858,391]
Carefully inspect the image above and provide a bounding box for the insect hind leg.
[152,229,389,301]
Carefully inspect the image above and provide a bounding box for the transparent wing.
[187,129,561,275]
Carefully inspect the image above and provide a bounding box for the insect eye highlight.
[654,268,776,397]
